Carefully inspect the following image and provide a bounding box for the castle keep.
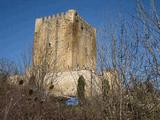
[8,10,117,97]
[33,9,96,72]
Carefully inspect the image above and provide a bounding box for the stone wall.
[32,9,96,72]
[44,70,102,97]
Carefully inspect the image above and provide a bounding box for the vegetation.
[77,75,85,102]
[0,0,160,120]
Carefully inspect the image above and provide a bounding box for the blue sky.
[0,0,137,63]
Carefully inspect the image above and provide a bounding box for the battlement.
[35,9,95,31]
[35,9,76,21]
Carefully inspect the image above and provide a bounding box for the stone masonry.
[32,9,96,72]
[6,10,118,98]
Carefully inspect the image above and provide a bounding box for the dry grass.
[0,76,160,120]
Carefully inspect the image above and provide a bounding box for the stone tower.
[32,9,96,72]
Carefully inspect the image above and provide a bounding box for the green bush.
[77,75,85,101]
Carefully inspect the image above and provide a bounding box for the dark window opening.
[49,42,51,47]
[19,80,24,85]
[81,26,84,30]
[29,89,33,96]
[76,19,79,22]
[49,85,54,90]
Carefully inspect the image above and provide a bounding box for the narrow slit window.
[49,42,51,47]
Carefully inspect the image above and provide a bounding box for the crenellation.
[48,16,51,20]
[44,16,48,21]
[29,9,120,98]
[36,11,72,23]
[56,13,61,18]
[60,12,65,16]
[42,17,45,21]
[51,15,55,19]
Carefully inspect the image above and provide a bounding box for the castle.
[31,10,118,97]
[33,9,96,72]
[32,9,101,97]
[6,10,118,97]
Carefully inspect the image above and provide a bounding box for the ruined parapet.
[32,9,96,73]
[100,69,120,91]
